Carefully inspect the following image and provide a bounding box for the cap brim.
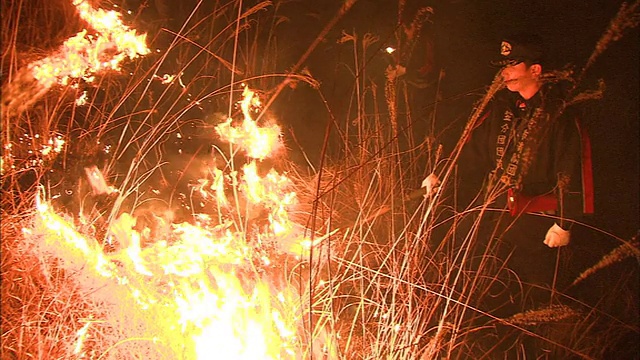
[490,58,522,67]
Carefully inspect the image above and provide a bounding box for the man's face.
[500,62,541,94]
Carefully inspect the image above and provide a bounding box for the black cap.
[491,33,544,67]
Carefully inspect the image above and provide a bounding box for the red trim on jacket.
[508,188,557,216]
[506,117,595,217]
[575,119,595,214]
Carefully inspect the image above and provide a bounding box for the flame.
[215,87,282,160]
[75,90,89,105]
[26,87,330,358]
[84,166,116,195]
[212,87,316,256]
[31,189,302,358]
[29,0,149,90]
[73,320,92,356]
[154,73,177,84]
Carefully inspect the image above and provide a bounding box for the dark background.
[273,0,639,243]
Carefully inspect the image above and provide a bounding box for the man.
[428,33,595,309]
[384,4,437,88]
[469,33,593,243]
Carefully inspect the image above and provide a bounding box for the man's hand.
[421,173,440,197]
[386,64,406,81]
[544,223,570,248]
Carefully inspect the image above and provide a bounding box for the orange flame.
[29,0,149,90]
[25,87,334,358]
[211,87,318,257]
[215,87,282,160]
[30,188,302,358]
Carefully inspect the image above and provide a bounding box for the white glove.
[421,173,440,197]
[544,223,570,248]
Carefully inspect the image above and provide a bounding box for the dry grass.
[572,233,640,286]
[2,0,639,359]
[504,304,581,326]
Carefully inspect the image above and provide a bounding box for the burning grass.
[2,0,639,359]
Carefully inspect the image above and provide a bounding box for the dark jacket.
[459,81,593,223]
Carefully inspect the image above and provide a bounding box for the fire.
[29,0,149,90]
[73,320,92,356]
[215,87,282,160]
[31,195,302,358]
[1,0,149,120]
[212,87,316,257]
[26,87,324,358]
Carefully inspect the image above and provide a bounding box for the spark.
[75,90,88,106]
[73,321,92,355]
[154,73,176,84]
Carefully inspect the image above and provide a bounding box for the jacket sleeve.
[552,109,591,225]
[456,104,495,207]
